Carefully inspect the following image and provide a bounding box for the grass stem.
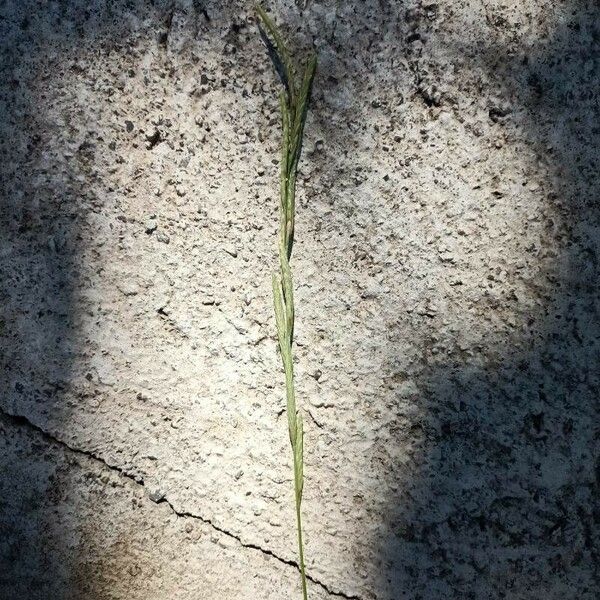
[256,6,316,599]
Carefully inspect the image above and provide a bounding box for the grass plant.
[256,6,317,599]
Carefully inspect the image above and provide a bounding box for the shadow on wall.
[0,1,212,597]
[290,1,597,596]
[374,3,600,599]
[0,3,83,595]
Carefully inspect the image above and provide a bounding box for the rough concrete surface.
[0,1,598,599]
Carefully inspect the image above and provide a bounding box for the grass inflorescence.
[255,5,317,600]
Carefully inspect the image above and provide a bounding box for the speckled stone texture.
[0,1,598,599]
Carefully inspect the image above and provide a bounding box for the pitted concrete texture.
[0,412,332,600]
[1,1,598,599]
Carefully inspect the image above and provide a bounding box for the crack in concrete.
[0,408,363,600]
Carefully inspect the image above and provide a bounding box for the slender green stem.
[256,6,316,599]
[296,491,308,600]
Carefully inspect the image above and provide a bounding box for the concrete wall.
[1,1,598,599]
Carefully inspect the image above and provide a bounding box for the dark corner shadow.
[376,2,600,600]
[0,1,214,598]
